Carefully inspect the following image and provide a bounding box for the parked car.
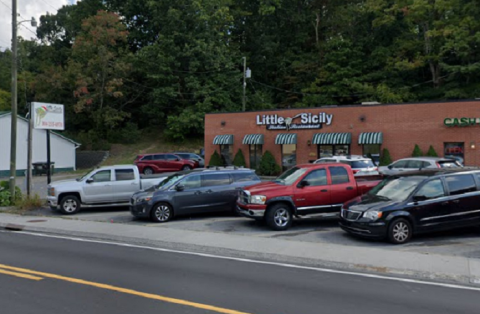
[339,169,480,244]
[47,165,165,215]
[130,168,261,222]
[134,153,197,175]
[314,155,378,175]
[173,152,205,167]
[378,157,462,176]
[236,163,382,230]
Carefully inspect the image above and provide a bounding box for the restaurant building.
[204,100,480,169]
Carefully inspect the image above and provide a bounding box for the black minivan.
[130,168,260,222]
[339,169,480,244]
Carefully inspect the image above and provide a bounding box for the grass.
[101,133,204,166]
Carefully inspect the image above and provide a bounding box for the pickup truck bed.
[237,163,382,230]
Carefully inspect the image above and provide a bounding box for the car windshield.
[367,176,425,201]
[76,170,94,181]
[274,167,308,185]
[156,173,185,189]
[350,160,375,168]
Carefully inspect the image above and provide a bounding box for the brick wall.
[204,100,480,167]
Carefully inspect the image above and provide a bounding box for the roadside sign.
[32,102,65,130]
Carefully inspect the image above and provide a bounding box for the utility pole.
[242,57,246,111]
[242,57,251,112]
[9,0,18,201]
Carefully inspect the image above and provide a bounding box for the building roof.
[0,112,81,148]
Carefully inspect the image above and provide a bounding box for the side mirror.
[298,180,310,188]
[86,178,94,183]
[175,184,185,192]
[413,195,427,202]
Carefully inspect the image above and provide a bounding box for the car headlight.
[250,195,267,205]
[363,210,383,221]
[137,196,152,203]
[48,187,55,196]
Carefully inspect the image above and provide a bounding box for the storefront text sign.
[444,117,480,127]
[256,113,333,130]
[32,102,65,130]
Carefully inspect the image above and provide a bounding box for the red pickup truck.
[237,163,382,230]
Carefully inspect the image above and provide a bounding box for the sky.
[0,0,75,50]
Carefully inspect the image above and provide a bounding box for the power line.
[37,0,59,11]
[0,0,11,10]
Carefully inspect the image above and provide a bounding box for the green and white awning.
[312,133,352,145]
[242,134,264,145]
[275,133,297,145]
[358,132,383,144]
[213,134,234,145]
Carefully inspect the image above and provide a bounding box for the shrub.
[208,150,224,167]
[426,145,438,157]
[232,149,246,167]
[258,151,281,176]
[379,148,393,166]
[108,123,141,144]
[15,194,44,210]
[412,144,423,157]
[0,181,22,206]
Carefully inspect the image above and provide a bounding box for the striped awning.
[242,134,264,145]
[312,133,352,145]
[213,134,234,145]
[358,132,383,144]
[275,133,297,145]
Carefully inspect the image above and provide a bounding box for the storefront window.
[282,144,296,171]
[220,144,233,166]
[249,145,262,169]
[362,144,381,165]
[444,142,464,165]
[317,145,350,158]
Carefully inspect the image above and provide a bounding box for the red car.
[237,163,382,230]
[134,153,197,175]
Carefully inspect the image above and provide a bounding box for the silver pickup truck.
[47,165,165,215]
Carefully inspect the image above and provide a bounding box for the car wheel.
[59,195,81,215]
[182,165,192,170]
[388,218,412,244]
[150,203,173,223]
[143,167,154,175]
[265,203,292,231]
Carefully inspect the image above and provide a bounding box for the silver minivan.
[378,157,462,176]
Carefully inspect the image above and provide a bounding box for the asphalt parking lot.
[25,206,480,260]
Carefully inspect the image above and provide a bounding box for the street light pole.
[9,0,18,201]
[242,57,246,112]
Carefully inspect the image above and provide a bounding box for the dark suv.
[340,169,480,244]
[134,153,197,175]
[130,168,260,222]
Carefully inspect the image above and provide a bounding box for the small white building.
[0,112,80,177]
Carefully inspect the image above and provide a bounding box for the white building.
[0,112,80,177]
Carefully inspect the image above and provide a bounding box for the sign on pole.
[31,102,65,184]
[32,102,65,130]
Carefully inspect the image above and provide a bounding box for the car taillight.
[436,162,441,168]
[352,169,359,174]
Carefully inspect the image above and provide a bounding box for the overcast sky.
[0,0,75,50]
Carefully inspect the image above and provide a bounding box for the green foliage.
[426,145,439,157]
[412,144,423,157]
[15,194,43,210]
[108,122,141,144]
[232,149,246,167]
[0,181,22,207]
[379,148,393,166]
[258,151,281,176]
[0,89,10,111]
[208,150,224,167]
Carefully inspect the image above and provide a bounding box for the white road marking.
[2,230,480,292]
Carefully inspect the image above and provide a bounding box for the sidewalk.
[1,212,479,286]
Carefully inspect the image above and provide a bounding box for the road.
[1,231,479,314]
